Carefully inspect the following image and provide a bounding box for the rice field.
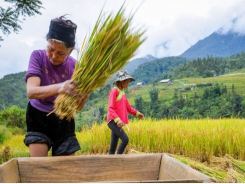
[1,118,245,182]
[75,118,245,160]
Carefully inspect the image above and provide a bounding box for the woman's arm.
[125,98,144,119]
[26,76,78,99]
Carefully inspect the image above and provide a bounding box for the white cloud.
[0,0,245,78]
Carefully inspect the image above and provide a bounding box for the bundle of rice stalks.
[225,154,245,174]
[51,4,146,120]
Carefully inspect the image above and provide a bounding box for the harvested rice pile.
[172,154,245,183]
[51,4,146,120]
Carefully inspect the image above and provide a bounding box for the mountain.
[123,54,156,73]
[106,54,157,84]
[180,31,245,60]
[131,56,186,84]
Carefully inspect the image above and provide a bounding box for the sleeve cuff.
[136,111,141,117]
[114,117,121,123]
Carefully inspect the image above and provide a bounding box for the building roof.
[159,79,171,83]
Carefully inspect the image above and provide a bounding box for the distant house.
[136,82,144,86]
[159,79,171,84]
[178,86,184,91]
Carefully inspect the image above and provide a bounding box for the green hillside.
[89,71,245,107]
[74,70,245,129]
[1,52,245,128]
[0,72,27,109]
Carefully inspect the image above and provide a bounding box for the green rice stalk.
[172,154,228,182]
[226,154,245,173]
[228,169,245,183]
[50,4,146,120]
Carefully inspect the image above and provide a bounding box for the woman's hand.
[58,79,79,96]
[26,77,86,101]
[138,113,144,119]
[117,120,124,127]
[58,79,89,111]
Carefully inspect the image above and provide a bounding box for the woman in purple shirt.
[24,16,87,157]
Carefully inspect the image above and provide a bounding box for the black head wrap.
[47,17,77,44]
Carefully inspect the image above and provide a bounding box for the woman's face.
[121,79,130,88]
[46,40,72,65]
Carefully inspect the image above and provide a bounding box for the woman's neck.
[117,86,123,90]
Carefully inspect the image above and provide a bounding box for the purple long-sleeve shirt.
[25,50,76,112]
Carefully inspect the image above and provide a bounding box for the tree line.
[162,52,245,80]
[73,81,244,131]
[130,52,245,86]
[134,83,244,120]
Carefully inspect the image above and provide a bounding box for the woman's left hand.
[138,113,144,119]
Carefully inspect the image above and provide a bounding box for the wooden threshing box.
[0,153,212,183]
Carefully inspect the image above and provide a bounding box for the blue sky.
[0,0,245,79]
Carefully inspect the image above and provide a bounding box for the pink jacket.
[106,87,140,124]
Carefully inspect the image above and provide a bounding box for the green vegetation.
[0,0,43,42]
[130,52,245,86]
[1,69,245,130]
[0,106,26,135]
[166,52,245,79]
[131,56,187,85]
[0,71,27,109]
[75,73,245,128]
[0,50,245,182]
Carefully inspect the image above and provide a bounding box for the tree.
[149,87,159,104]
[0,105,26,131]
[134,96,143,114]
[149,87,160,118]
[0,0,43,42]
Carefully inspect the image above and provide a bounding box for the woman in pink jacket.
[106,70,144,154]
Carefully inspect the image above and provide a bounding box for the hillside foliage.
[1,52,245,130]
[0,71,27,109]
[0,0,43,42]
[130,52,245,85]
[165,52,245,80]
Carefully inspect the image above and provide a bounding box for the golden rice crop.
[51,4,146,120]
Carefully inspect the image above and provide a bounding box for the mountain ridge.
[180,31,245,60]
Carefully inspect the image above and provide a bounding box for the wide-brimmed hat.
[113,70,135,85]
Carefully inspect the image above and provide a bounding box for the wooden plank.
[158,154,212,182]
[17,154,162,183]
[142,179,206,183]
[0,158,20,183]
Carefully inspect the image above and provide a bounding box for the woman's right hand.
[58,79,79,96]
[117,120,124,127]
